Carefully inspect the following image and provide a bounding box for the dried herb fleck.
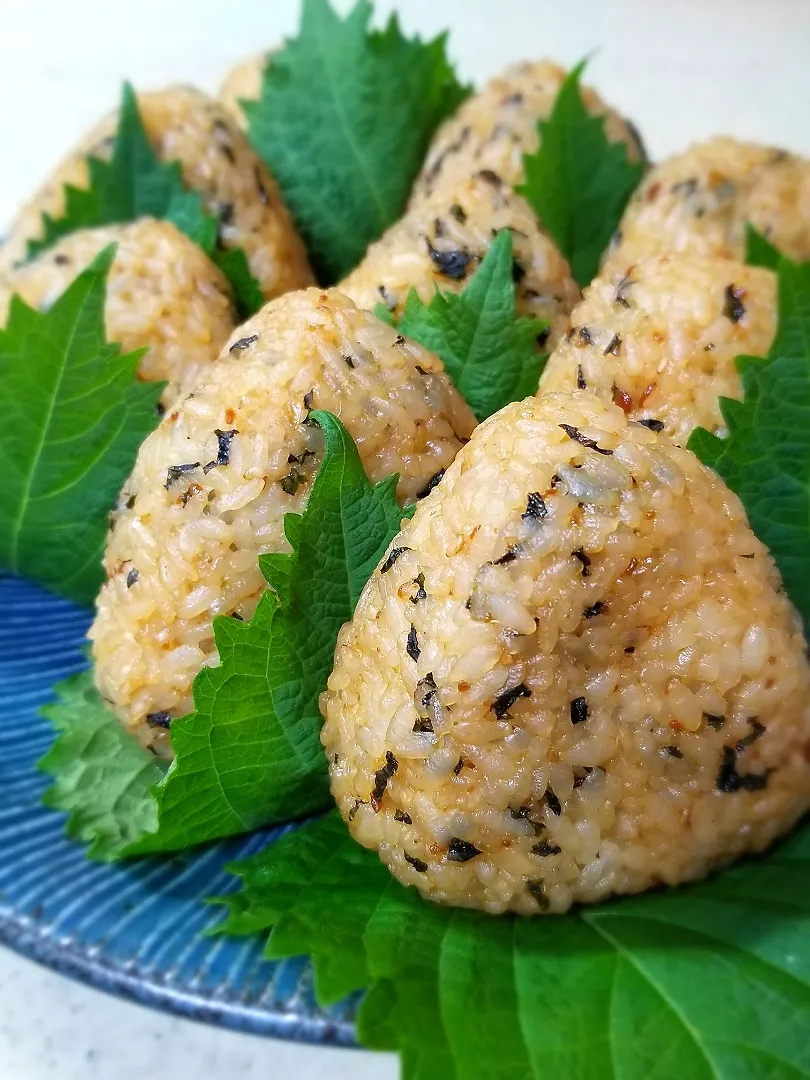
[447,837,481,862]
[532,838,562,857]
[145,711,171,729]
[405,852,428,872]
[425,238,473,280]
[380,546,411,574]
[229,334,258,353]
[723,283,746,323]
[394,809,413,824]
[583,600,606,619]
[126,567,139,588]
[164,462,200,489]
[572,548,591,576]
[544,788,562,816]
[371,750,399,809]
[410,573,427,603]
[522,492,548,522]
[559,424,613,455]
[492,682,531,719]
[406,625,421,662]
[570,697,588,724]
[417,469,445,498]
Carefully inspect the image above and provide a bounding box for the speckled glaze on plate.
[0,574,357,1044]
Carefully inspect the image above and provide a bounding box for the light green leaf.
[245,0,469,282]
[518,60,645,286]
[0,246,161,605]
[214,810,810,1080]
[397,230,548,420]
[38,670,166,861]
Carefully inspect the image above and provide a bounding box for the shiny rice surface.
[90,288,475,753]
[0,219,236,405]
[605,136,810,271]
[0,85,312,300]
[539,253,776,444]
[322,392,810,914]
[412,60,645,206]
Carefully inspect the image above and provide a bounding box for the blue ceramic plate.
[0,573,356,1043]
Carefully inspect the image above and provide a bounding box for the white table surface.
[1,0,807,1077]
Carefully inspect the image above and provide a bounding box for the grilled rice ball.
[539,253,776,444]
[0,85,312,300]
[219,52,269,128]
[412,60,646,206]
[321,392,810,915]
[604,137,810,271]
[90,288,476,754]
[0,219,236,405]
[341,170,579,342]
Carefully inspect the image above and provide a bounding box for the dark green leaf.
[745,223,782,270]
[39,670,167,861]
[518,60,645,286]
[397,230,548,420]
[689,257,810,630]
[245,0,469,282]
[40,412,407,858]
[25,83,262,316]
[214,810,810,1080]
[0,246,161,605]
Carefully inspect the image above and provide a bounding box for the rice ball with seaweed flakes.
[90,288,476,755]
[539,253,776,444]
[341,170,579,343]
[0,219,237,405]
[412,60,645,206]
[321,392,810,915]
[0,86,312,300]
[604,137,810,271]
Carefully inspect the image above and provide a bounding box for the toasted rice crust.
[321,392,810,914]
[539,253,776,444]
[340,171,579,344]
[90,288,475,753]
[0,86,312,301]
[604,137,810,271]
[411,60,645,206]
[0,219,236,405]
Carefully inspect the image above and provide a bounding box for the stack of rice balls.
[5,54,810,915]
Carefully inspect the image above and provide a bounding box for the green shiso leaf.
[25,83,262,317]
[689,255,810,631]
[39,412,407,859]
[518,60,645,287]
[396,230,548,420]
[38,670,166,861]
[0,246,161,605]
[245,0,470,282]
[745,223,783,270]
[213,809,810,1080]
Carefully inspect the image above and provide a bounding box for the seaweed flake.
[577,365,587,389]
[536,326,551,348]
[164,462,200,488]
[450,203,467,223]
[532,838,562,857]
[405,852,428,872]
[704,713,725,730]
[544,788,562,815]
[280,467,308,496]
[723,284,746,323]
[453,758,465,775]
[578,326,593,346]
[510,805,530,819]
[230,611,244,620]
[410,573,427,604]
[146,711,171,729]
[559,424,613,455]
[614,275,634,308]
[716,719,769,792]
[604,333,622,356]
[348,799,365,821]
[302,390,316,425]
[492,683,531,719]
[395,809,413,824]
[380,546,411,574]
[417,470,445,498]
[125,495,136,510]
[378,285,397,310]
[583,601,606,619]
[371,750,399,808]
[413,717,434,733]
[636,418,665,432]
[572,548,591,576]
[213,428,238,466]
[344,354,355,368]
[661,745,683,759]
[570,697,588,725]
[229,334,258,353]
[218,201,235,226]
[126,567,139,588]
[425,238,472,280]
[447,837,481,862]
[494,546,521,565]
[522,492,548,522]
[527,880,549,910]
[573,767,596,788]
[406,625,420,662]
